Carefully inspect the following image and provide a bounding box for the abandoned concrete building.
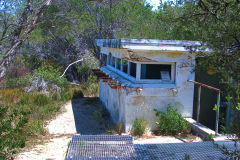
[94,39,203,132]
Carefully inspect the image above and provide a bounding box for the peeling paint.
[98,40,196,132]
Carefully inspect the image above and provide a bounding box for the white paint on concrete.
[97,39,198,132]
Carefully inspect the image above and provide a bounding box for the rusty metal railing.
[188,80,221,134]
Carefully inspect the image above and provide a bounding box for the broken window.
[130,62,136,78]
[141,64,172,80]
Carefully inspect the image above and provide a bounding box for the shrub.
[131,117,147,136]
[77,56,100,82]
[61,87,73,101]
[72,87,84,99]
[80,75,99,96]
[33,94,50,106]
[116,121,124,135]
[0,105,28,159]
[26,120,46,136]
[154,105,191,135]
[33,64,68,87]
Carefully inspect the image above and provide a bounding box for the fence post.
[197,86,202,123]
[215,91,220,134]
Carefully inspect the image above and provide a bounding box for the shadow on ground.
[71,97,114,135]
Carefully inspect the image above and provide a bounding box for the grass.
[0,87,73,159]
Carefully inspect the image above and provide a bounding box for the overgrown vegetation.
[154,106,191,135]
[80,75,99,97]
[0,56,74,159]
[0,88,73,159]
[131,117,147,136]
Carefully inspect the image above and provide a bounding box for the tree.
[0,0,52,79]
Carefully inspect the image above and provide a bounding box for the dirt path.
[16,101,75,160]
[16,98,202,160]
[15,98,111,160]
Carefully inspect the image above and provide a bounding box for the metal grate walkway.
[66,135,238,160]
[65,135,137,160]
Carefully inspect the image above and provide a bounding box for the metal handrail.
[188,80,221,135]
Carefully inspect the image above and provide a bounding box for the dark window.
[117,58,121,70]
[101,54,107,66]
[108,53,112,65]
[141,64,171,80]
[130,62,136,77]
[123,60,128,74]
[111,57,115,67]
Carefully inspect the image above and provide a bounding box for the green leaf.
[225,95,232,102]
[213,104,220,111]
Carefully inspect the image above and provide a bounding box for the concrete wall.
[99,49,196,132]
[99,80,126,124]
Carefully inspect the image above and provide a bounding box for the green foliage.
[0,85,73,158]
[0,105,28,159]
[33,64,68,87]
[33,94,50,106]
[26,120,46,136]
[225,91,240,138]
[131,117,147,136]
[76,56,100,82]
[80,75,99,96]
[213,104,220,111]
[207,133,214,141]
[213,141,240,160]
[72,87,84,99]
[154,105,191,135]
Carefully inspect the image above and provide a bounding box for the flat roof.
[95,39,204,52]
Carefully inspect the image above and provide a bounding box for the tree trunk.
[0,0,52,79]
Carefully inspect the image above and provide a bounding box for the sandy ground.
[16,101,75,160]
[15,98,202,160]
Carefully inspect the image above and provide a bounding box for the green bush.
[72,87,84,99]
[77,56,100,82]
[80,75,99,96]
[26,120,46,136]
[33,64,69,87]
[18,94,32,105]
[131,117,147,136]
[154,105,191,135]
[61,87,73,101]
[33,94,50,106]
[0,105,28,159]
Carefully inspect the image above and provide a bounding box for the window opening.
[141,64,171,80]
[123,60,128,74]
[130,62,136,78]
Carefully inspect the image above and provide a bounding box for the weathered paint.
[97,39,197,132]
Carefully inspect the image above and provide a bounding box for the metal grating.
[66,135,238,160]
[65,135,137,160]
[134,142,235,160]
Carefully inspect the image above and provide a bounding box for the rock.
[24,76,61,98]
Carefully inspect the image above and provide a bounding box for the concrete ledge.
[185,118,216,139]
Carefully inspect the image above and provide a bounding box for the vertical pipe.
[197,86,201,123]
[215,91,220,134]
